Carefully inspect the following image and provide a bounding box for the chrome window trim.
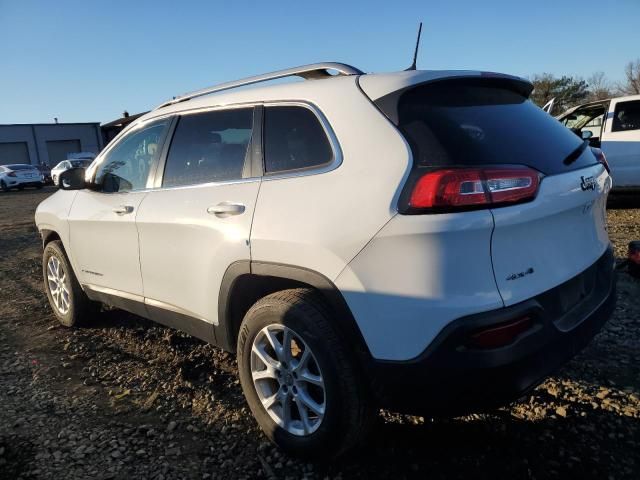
[260,101,342,182]
[149,100,342,188]
[91,100,342,194]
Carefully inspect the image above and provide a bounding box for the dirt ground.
[1,187,639,480]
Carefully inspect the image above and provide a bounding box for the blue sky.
[1,0,639,124]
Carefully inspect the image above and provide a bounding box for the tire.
[0,180,8,192]
[237,288,373,459]
[43,240,97,327]
[36,184,43,189]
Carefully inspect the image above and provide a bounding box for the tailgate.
[490,163,611,305]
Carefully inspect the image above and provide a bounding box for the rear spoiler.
[363,72,534,125]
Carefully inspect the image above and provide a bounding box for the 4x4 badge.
[506,267,534,281]
[580,176,596,191]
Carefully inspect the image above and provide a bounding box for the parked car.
[0,164,45,191]
[51,158,94,186]
[35,63,616,458]
[555,95,640,191]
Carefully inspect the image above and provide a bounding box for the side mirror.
[581,130,593,140]
[59,167,86,190]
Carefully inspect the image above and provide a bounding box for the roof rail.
[154,62,364,110]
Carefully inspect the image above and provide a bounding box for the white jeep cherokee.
[35,63,616,458]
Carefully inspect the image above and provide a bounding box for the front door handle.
[207,202,245,217]
[113,205,134,215]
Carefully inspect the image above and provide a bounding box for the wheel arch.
[41,229,62,248]
[216,261,372,363]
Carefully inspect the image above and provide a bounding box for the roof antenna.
[405,22,423,71]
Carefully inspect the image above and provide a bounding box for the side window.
[95,119,168,193]
[162,108,253,187]
[263,106,333,173]
[612,100,640,132]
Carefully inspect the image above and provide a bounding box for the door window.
[263,106,333,173]
[94,119,169,192]
[612,100,640,132]
[162,108,253,187]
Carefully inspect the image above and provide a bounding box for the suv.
[35,63,616,458]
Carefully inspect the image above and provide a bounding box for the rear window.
[264,106,333,173]
[385,80,596,175]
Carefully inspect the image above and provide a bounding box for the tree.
[529,73,589,113]
[617,59,640,95]
[586,71,612,101]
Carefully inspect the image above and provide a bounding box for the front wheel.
[237,289,373,459]
[43,240,97,327]
[0,180,9,192]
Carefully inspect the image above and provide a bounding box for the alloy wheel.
[47,256,70,314]
[250,324,326,436]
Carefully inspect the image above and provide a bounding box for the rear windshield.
[384,80,596,175]
[5,164,36,170]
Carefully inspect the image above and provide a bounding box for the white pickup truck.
[550,95,640,191]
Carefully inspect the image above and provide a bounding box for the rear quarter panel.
[250,78,411,281]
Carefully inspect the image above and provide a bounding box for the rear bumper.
[6,178,44,187]
[370,247,616,415]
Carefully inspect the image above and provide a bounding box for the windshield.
[385,79,597,175]
[70,159,92,168]
[561,105,607,130]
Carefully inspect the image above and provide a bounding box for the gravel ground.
[1,187,639,479]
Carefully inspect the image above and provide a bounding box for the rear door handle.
[113,205,134,215]
[207,202,245,217]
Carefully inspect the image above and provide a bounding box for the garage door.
[0,142,30,165]
[46,139,81,165]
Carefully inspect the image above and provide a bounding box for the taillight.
[406,166,541,212]
[591,147,610,173]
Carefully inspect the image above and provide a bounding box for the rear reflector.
[468,316,533,349]
[408,166,540,211]
[630,241,640,264]
[629,241,640,279]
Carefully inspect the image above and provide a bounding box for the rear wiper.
[563,140,589,166]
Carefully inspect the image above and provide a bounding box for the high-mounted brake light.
[591,147,610,173]
[408,166,540,211]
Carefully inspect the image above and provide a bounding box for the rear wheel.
[237,288,373,459]
[43,240,97,327]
